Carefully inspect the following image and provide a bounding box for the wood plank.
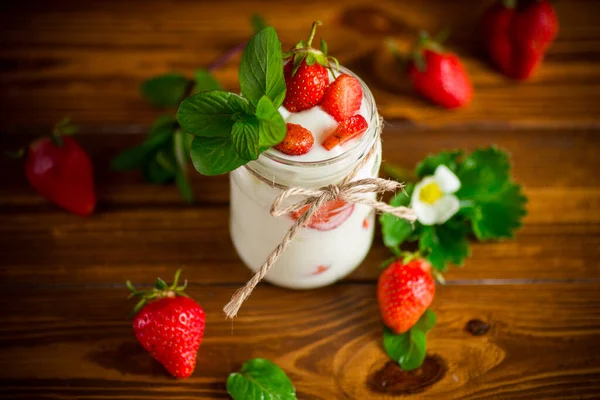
[1,0,599,128]
[0,284,598,399]
[1,127,598,206]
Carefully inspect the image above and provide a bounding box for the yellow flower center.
[419,182,443,205]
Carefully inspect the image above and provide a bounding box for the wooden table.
[1,1,599,399]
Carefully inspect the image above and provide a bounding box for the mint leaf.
[256,96,286,148]
[141,73,190,107]
[190,136,247,176]
[415,150,462,178]
[251,14,269,33]
[419,218,470,271]
[232,117,260,160]
[173,130,193,204]
[383,310,436,371]
[380,184,416,250]
[142,153,175,183]
[177,91,250,137]
[227,358,296,400]
[194,69,223,93]
[468,182,527,240]
[149,115,177,137]
[111,130,172,170]
[239,26,286,109]
[457,146,510,199]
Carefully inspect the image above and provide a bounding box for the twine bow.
[223,131,417,318]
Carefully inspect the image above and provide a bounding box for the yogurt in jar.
[229,66,382,289]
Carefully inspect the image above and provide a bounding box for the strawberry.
[282,21,339,112]
[483,0,559,80]
[320,74,363,122]
[290,199,354,231]
[24,119,96,216]
[127,270,205,378]
[274,123,314,156]
[322,114,368,150]
[378,258,435,334]
[393,32,472,109]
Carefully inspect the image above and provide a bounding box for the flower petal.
[412,199,439,225]
[433,194,461,224]
[434,165,461,193]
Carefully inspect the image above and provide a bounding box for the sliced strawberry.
[290,199,354,231]
[274,123,314,156]
[322,114,368,151]
[283,61,329,112]
[320,74,363,122]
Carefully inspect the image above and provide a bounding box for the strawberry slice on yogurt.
[290,199,355,231]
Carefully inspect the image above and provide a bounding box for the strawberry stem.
[126,268,190,316]
[306,20,322,48]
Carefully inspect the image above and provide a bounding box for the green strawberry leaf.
[190,136,247,176]
[383,310,436,371]
[380,184,417,250]
[256,96,286,148]
[419,218,470,272]
[193,69,223,93]
[415,150,463,178]
[239,26,286,109]
[456,146,510,199]
[141,73,190,107]
[177,91,251,138]
[468,182,527,240]
[227,358,296,400]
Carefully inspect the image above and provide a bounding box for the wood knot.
[466,319,490,336]
[367,355,447,395]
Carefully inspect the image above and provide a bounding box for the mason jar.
[229,69,382,289]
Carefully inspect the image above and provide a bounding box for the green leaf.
[320,38,328,55]
[193,69,223,93]
[251,14,268,33]
[231,117,260,161]
[177,91,250,137]
[415,150,463,178]
[141,73,190,107]
[149,115,177,137]
[419,218,470,271]
[383,310,436,371]
[468,182,527,240]
[175,168,193,204]
[380,184,416,250]
[239,26,286,109]
[142,155,175,183]
[190,136,247,176]
[173,130,193,204]
[456,146,510,199]
[227,358,296,400]
[256,96,286,148]
[111,130,173,171]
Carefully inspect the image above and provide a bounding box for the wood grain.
[1,0,600,128]
[0,284,598,399]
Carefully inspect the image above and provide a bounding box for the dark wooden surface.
[1,0,599,399]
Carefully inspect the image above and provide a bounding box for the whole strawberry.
[378,258,435,334]
[24,118,96,216]
[483,0,558,80]
[127,270,205,378]
[395,32,472,109]
[282,21,339,112]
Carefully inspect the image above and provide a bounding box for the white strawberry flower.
[411,165,461,225]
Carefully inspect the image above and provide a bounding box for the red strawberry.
[322,114,368,150]
[483,0,559,80]
[127,270,205,378]
[320,74,363,122]
[274,123,314,156]
[378,258,435,334]
[282,21,338,112]
[24,120,96,216]
[403,32,472,109]
[290,199,354,231]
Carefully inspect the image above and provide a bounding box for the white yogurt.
[229,66,382,289]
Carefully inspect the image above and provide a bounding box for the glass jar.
[229,68,382,289]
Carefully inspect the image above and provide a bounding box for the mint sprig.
[177,27,287,176]
[381,146,527,272]
[383,309,436,370]
[227,358,296,400]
